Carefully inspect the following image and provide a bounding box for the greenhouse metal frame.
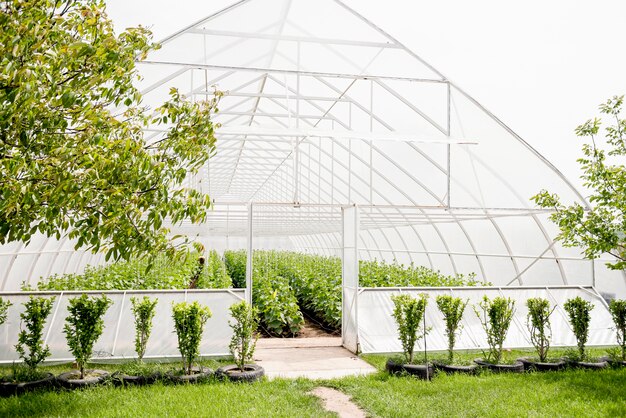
[0,0,623,358]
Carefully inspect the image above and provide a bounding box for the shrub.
[64,294,112,379]
[563,296,594,360]
[130,296,158,361]
[391,293,428,364]
[0,297,11,325]
[608,299,626,361]
[436,295,468,363]
[172,301,212,375]
[16,296,55,370]
[526,298,555,362]
[228,301,259,371]
[474,296,515,364]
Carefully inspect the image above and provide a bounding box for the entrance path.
[255,337,377,379]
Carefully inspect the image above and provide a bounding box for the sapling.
[228,301,259,371]
[63,294,112,379]
[130,296,158,361]
[391,293,428,364]
[16,296,55,371]
[436,295,468,363]
[608,299,626,361]
[526,298,555,362]
[474,296,515,364]
[172,301,212,375]
[563,296,594,360]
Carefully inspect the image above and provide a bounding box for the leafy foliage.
[436,295,468,363]
[563,296,594,360]
[474,296,515,364]
[16,296,55,370]
[608,299,626,361]
[526,298,555,362]
[0,0,221,261]
[224,250,481,335]
[224,250,247,288]
[172,301,211,375]
[533,96,626,270]
[228,301,259,371]
[391,293,428,364]
[0,297,11,325]
[34,251,231,290]
[130,296,158,361]
[63,294,112,379]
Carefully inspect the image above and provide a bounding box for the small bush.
[228,301,259,371]
[563,296,594,360]
[436,295,468,363]
[391,293,428,364]
[16,296,55,370]
[130,296,158,361]
[64,294,112,379]
[172,301,212,375]
[526,298,555,362]
[474,296,515,364]
[609,299,626,361]
[0,297,11,325]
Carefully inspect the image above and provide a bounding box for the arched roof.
[1,0,624,295]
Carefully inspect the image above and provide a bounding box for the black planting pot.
[0,372,56,397]
[167,366,213,384]
[473,359,524,373]
[112,371,163,386]
[599,357,626,368]
[385,358,435,380]
[57,369,110,389]
[432,362,480,375]
[216,364,265,383]
[568,359,608,370]
[517,357,567,372]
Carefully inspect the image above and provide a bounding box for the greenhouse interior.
[1,0,625,414]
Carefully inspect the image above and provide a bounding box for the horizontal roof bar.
[139,60,446,83]
[187,28,401,49]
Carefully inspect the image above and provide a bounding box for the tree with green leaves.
[0,297,11,325]
[228,301,259,371]
[0,0,221,262]
[63,294,112,379]
[533,96,626,271]
[391,293,428,364]
[172,301,212,375]
[563,296,594,360]
[474,296,515,364]
[526,298,555,362]
[608,299,626,361]
[130,296,158,361]
[436,295,468,363]
[16,296,55,370]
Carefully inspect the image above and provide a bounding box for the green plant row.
[224,250,483,335]
[32,251,232,291]
[0,295,259,389]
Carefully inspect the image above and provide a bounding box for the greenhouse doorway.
[234,203,350,345]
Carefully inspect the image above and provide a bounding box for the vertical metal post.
[245,203,253,305]
[446,81,451,208]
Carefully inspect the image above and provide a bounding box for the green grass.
[0,349,624,417]
[331,350,626,418]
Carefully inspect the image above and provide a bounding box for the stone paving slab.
[255,338,376,380]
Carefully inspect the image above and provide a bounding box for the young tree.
[16,296,55,370]
[533,96,626,270]
[474,296,515,364]
[172,301,212,375]
[0,1,221,262]
[436,295,468,363]
[228,301,259,371]
[130,296,158,362]
[391,293,428,364]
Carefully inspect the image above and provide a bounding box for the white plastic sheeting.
[357,286,616,354]
[0,289,244,364]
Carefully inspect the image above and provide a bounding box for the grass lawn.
[0,349,624,417]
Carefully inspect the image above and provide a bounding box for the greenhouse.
[1,0,625,415]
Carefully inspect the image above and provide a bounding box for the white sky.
[104,0,626,190]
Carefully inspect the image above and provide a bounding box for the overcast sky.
[105,0,626,190]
